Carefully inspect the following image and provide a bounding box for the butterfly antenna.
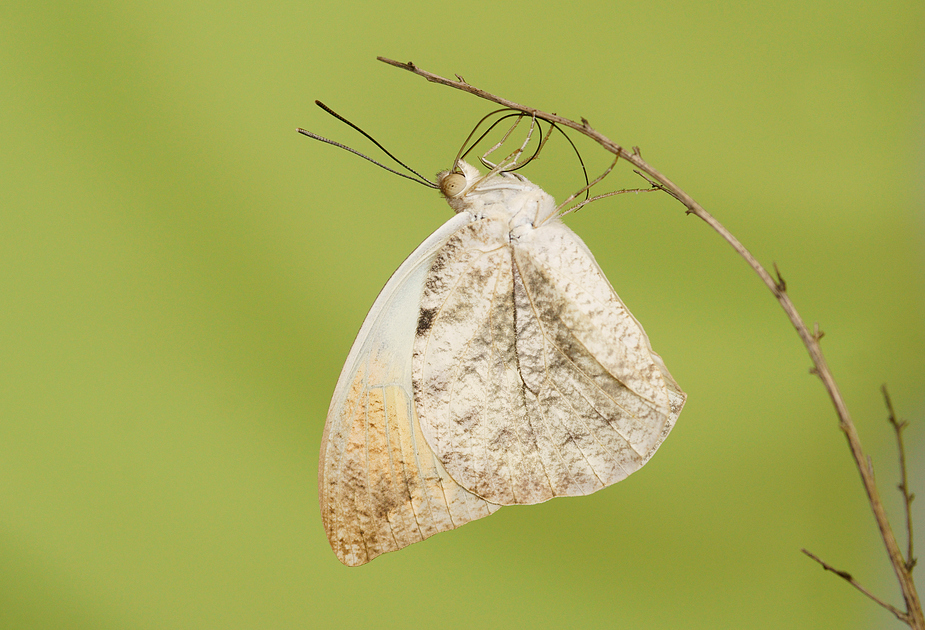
[552,123,590,197]
[298,101,438,188]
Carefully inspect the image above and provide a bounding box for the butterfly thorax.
[438,160,558,233]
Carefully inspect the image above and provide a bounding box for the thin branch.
[377,56,924,628]
[885,385,917,571]
[802,549,909,623]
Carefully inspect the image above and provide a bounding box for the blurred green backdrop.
[2,1,923,628]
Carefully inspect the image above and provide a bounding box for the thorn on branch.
[632,146,642,158]
[803,549,853,579]
[455,74,467,84]
[812,323,825,341]
[581,117,590,128]
[773,262,787,294]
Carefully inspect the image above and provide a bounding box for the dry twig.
[376,56,923,628]
[802,548,908,622]
[885,385,917,572]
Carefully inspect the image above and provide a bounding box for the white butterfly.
[318,127,686,567]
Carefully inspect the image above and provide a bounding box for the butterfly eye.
[440,173,467,198]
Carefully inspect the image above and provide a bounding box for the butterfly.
[312,112,686,566]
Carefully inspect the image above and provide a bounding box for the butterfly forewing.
[412,166,685,507]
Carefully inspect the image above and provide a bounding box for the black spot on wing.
[417,307,437,336]
[429,249,447,275]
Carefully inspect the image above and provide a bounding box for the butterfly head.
[439,172,467,198]
[437,160,481,213]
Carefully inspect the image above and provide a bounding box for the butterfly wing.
[320,212,500,567]
[412,217,686,506]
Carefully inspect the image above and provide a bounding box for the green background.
[2,1,923,628]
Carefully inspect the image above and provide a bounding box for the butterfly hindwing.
[320,213,499,567]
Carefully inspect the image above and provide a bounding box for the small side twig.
[802,549,909,623]
[885,385,917,571]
